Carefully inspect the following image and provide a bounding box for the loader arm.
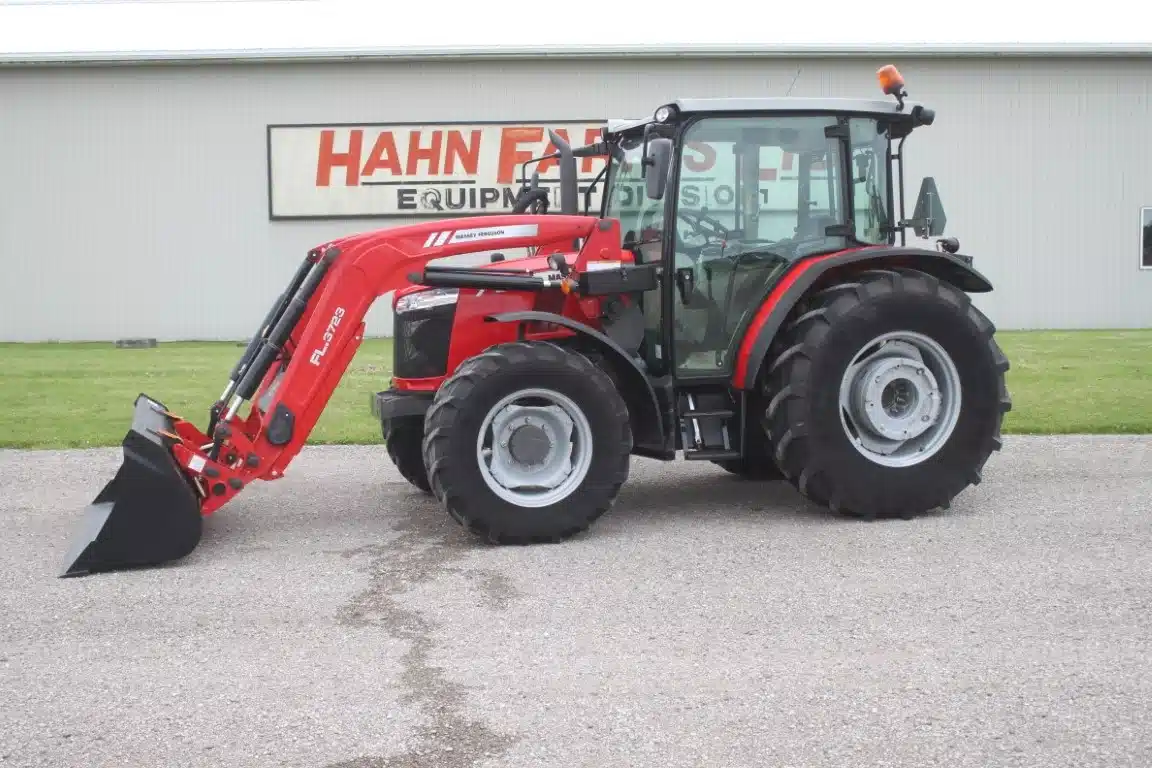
[198,214,605,505]
[60,214,618,576]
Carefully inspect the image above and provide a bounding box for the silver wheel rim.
[475,387,594,507]
[838,331,962,468]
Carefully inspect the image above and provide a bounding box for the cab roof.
[607,96,927,135]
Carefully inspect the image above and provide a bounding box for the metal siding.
[1,55,1150,341]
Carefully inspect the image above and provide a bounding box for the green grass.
[0,330,1150,449]
[0,339,396,449]
[995,330,1152,434]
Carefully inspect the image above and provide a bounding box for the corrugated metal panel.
[1,55,1150,341]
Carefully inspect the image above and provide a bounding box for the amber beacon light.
[877,64,910,109]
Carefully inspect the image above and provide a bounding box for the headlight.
[395,288,459,313]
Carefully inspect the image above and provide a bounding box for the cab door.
[665,114,845,381]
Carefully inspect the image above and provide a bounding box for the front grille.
[394,302,456,379]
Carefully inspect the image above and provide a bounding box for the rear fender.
[484,310,666,452]
[733,246,994,390]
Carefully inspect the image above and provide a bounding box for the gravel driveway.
[2,435,1150,768]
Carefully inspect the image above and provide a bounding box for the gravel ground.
[1,435,1151,768]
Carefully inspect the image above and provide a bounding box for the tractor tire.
[386,418,431,494]
[422,340,633,544]
[763,267,1011,520]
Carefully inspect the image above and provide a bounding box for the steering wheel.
[677,208,729,241]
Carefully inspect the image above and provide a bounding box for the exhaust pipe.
[547,129,578,216]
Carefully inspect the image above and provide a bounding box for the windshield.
[603,135,663,245]
[602,114,894,254]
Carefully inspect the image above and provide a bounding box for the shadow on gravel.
[607,465,958,529]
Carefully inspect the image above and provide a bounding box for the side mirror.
[911,176,947,237]
[643,137,673,201]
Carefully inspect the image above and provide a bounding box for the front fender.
[484,310,666,452]
[733,246,995,390]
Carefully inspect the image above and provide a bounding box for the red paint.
[153,213,622,518]
[316,129,363,187]
[731,248,877,388]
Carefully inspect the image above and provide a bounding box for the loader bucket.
[59,394,203,578]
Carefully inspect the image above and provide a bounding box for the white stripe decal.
[447,224,539,244]
[434,231,452,246]
[423,232,439,248]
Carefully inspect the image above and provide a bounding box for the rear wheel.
[386,418,431,494]
[763,267,1011,519]
[422,341,632,543]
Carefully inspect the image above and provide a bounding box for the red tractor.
[60,66,1011,576]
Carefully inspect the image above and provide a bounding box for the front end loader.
[60,65,1011,577]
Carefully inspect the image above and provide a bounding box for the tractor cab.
[597,83,944,383]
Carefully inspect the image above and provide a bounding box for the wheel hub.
[850,355,942,443]
[838,333,962,468]
[476,389,594,508]
[507,422,551,465]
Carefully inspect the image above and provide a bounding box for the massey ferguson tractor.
[60,66,1011,577]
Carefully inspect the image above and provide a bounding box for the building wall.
[1,54,1150,342]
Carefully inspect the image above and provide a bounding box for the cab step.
[682,409,734,420]
[683,448,742,461]
[678,391,742,461]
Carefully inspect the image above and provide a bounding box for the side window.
[850,119,891,245]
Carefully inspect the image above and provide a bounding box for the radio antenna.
[784,67,802,96]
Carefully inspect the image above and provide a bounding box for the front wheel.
[422,341,633,543]
[386,418,431,494]
[763,267,1012,519]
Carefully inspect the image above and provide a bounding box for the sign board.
[267,117,882,244]
[267,121,608,219]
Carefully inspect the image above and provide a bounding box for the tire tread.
[422,341,632,544]
[762,267,1011,519]
[386,420,431,494]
